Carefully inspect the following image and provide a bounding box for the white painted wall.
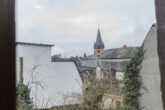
[96,66,103,80]
[140,25,163,110]
[16,44,82,109]
[116,72,124,80]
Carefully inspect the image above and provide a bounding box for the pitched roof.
[103,47,139,59]
[94,28,104,49]
[88,46,139,59]
[80,59,129,71]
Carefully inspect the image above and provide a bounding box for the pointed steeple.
[94,28,104,49]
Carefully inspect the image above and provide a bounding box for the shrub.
[60,78,120,110]
[114,106,136,110]
[16,83,33,110]
[122,46,144,110]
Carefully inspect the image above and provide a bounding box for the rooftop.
[16,42,54,47]
[88,46,139,59]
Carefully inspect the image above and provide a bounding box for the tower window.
[98,50,100,53]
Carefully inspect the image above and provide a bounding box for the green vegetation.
[122,46,144,110]
[15,47,144,110]
[16,83,33,110]
[81,79,112,110]
[53,78,122,110]
[112,106,136,110]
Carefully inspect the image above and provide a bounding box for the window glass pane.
[16,0,156,109]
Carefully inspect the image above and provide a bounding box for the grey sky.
[16,0,156,57]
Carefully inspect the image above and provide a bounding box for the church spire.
[94,28,104,49]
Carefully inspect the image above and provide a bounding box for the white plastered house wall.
[140,25,163,110]
[116,72,124,80]
[16,43,82,109]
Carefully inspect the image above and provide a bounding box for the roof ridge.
[16,42,54,47]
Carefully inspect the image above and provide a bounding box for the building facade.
[76,29,138,109]
[140,24,163,110]
[16,42,82,109]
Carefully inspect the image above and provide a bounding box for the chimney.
[123,45,127,49]
[96,66,102,80]
[84,52,87,58]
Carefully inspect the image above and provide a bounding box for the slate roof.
[94,29,104,49]
[104,47,139,59]
[80,59,129,72]
[88,46,139,59]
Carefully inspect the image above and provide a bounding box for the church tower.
[94,28,104,59]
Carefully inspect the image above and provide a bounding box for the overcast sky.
[16,0,156,57]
